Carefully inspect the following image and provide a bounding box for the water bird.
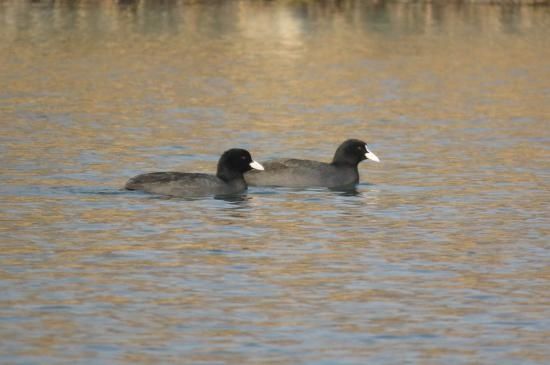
[125,148,264,197]
[245,139,379,188]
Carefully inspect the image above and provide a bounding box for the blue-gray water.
[1,1,549,364]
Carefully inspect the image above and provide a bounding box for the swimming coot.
[245,139,379,188]
[125,148,264,197]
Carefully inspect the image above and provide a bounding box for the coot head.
[332,139,380,166]
[217,148,264,181]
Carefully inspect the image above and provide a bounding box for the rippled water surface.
[1,1,549,364]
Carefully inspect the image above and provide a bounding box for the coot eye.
[241,155,247,160]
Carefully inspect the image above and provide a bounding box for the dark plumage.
[245,139,379,188]
[125,149,264,197]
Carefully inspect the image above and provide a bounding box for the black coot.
[245,139,379,188]
[125,148,264,197]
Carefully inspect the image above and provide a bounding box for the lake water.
[1,1,549,364]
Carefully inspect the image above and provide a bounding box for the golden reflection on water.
[1,0,549,364]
